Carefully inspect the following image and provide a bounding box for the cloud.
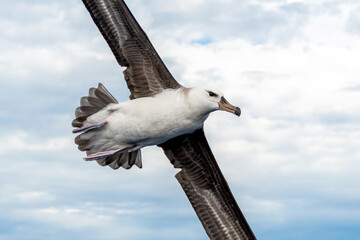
[0,132,72,153]
[132,0,310,45]
[344,84,360,91]
[347,6,360,35]
[1,0,360,239]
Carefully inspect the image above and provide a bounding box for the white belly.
[101,90,207,147]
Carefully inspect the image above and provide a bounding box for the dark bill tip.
[235,107,241,117]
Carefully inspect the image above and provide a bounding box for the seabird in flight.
[73,0,256,239]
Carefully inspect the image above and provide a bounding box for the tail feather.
[80,105,99,115]
[87,96,107,108]
[72,83,118,128]
[80,96,98,109]
[72,119,83,128]
[97,83,118,103]
[96,150,142,170]
[72,121,106,134]
[72,116,87,127]
[75,107,89,118]
[73,83,142,170]
[75,136,90,151]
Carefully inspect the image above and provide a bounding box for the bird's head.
[188,87,241,117]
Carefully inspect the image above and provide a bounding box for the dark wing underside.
[159,129,256,240]
[82,0,181,99]
[81,0,256,238]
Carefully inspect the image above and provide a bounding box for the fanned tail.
[72,83,118,128]
[72,83,142,169]
[96,149,142,169]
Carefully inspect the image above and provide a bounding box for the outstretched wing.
[159,128,256,240]
[82,1,255,238]
[82,0,181,99]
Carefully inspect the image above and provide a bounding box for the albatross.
[73,0,256,239]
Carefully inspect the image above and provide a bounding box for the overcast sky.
[1,0,360,239]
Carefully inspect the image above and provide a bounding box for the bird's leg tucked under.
[72,120,106,134]
[84,145,133,161]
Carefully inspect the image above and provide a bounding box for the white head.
[187,87,241,117]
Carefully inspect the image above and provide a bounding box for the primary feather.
[76,1,256,239]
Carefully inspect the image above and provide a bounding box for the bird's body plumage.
[74,0,256,239]
[78,87,211,153]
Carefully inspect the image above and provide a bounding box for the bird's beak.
[218,97,241,116]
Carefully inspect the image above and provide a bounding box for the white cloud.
[347,6,360,35]
[1,0,360,239]
[0,0,117,84]
[242,195,285,224]
[16,191,55,203]
[0,132,73,153]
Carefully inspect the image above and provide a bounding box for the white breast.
[101,88,207,147]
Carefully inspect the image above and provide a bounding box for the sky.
[0,0,360,239]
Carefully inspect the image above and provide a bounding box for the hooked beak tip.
[235,107,241,117]
[218,97,241,117]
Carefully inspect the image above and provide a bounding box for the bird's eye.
[208,91,217,97]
